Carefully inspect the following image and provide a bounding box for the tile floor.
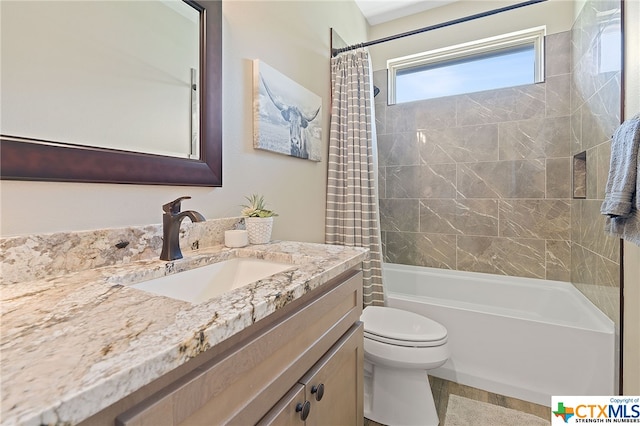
[364,375,551,426]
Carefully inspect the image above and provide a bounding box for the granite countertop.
[0,241,367,426]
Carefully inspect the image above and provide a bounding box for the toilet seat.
[364,331,448,347]
[361,306,450,426]
[361,306,447,347]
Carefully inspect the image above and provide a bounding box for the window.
[387,26,546,104]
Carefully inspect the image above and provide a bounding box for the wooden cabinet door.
[258,323,363,426]
[256,384,306,426]
[301,323,364,426]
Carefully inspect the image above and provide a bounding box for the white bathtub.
[384,263,615,407]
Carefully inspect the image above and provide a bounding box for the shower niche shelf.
[573,151,587,199]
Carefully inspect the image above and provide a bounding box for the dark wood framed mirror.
[0,0,222,187]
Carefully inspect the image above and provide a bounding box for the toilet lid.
[361,306,447,347]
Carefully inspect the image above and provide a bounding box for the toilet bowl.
[361,306,450,426]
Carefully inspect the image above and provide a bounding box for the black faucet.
[160,196,205,261]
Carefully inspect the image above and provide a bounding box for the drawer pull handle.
[296,401,311,420]
[311,384,324,401]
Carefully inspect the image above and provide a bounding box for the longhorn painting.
[253,60,322,161]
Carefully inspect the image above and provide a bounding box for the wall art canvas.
[253,59,322,161]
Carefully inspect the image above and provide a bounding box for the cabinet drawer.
[116,269,362,426]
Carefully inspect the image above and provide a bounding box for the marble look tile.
[546,74,571,117]
[418,124,499,164]
[385,231,456,269]
[578,199,620,262]
[570,70,584,114]
[457,160,545,199]
[387,164,457,198]
[586,147,599,199]
[375,5,622,290]
[378,166,387,198]
[547,157,571,199]
[417,129,456,164]
[592,74,621,137]
[380,230,387,257]
[456,85,545,126]
[377,132,420,166]
[499,200,571,240]
[414,96,457,130]
[419,199,458,235]
[573,55,599,108]
[498,116,570,160]
[420,199,498,236]
[455,199,500,237]
[571,242,620,289]
[582,74,621,149]
[545,31,571,77]
[571,199,582,243]
[573,281,620,324]
[456,236,546,279]
[379,198,420,232]
[387,102,416,134]
[546,240,571,282]
[596,141,612,199]
[570,19,582,73]
[570,108,583,154]
[374,102,387,135]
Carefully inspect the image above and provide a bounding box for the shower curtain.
[325,48,385,307]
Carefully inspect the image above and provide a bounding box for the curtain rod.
[332,0,548,57]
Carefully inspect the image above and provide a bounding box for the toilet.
[361,306,450,426]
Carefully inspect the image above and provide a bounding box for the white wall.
[0,1,369,242]
[623,0,640,396]
[368,0,574,71]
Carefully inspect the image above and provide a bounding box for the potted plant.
[241,194,278,244]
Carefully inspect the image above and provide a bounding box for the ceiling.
[354,0,459,25]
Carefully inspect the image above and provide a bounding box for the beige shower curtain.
[326,48,385,306]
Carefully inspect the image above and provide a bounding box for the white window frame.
[387,26,546,105]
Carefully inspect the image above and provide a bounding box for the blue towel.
[601,114,640,245]
[601,114,640,217]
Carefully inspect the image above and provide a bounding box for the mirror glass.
[2,0,200,159]
[0,0,221,186]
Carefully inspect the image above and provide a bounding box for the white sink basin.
[130,258,294,304]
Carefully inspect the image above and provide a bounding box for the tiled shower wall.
[374,31,574,280]
[373,0,622,326]
[570,0,621,323]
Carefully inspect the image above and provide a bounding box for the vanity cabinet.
[258,323,363,425]
[90,268,363,426]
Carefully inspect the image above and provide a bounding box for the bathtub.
[384,263,615,407]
